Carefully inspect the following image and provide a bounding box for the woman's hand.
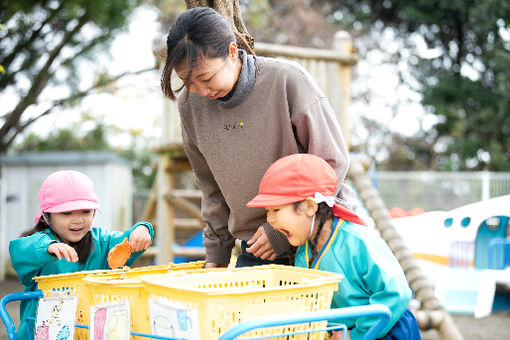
[246,226,277,261]
[129,224,152,252]
[48,243,78,262]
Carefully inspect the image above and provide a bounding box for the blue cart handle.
[219,304,391,340]
[1,291,43,340]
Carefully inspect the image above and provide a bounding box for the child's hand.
[128,224,152,252]
[330,330,350,340]
[48,243,78,262]
[246,226,277,261]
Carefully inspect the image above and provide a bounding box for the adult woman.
[161,7,355,268]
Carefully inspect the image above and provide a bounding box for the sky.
[349,30,439,145]
[83,6,162,134]
[66,6,164,146]
[4,6,165,148]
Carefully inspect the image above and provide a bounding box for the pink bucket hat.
[35,170,100,224]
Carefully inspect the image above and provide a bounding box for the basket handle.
[299,273,343,285]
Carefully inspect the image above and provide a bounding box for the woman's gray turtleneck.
[214,49,256,108]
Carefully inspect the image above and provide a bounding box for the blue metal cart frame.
[219,304,391,340]
[1,291,390,340]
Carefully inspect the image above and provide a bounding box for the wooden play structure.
[145,32,464,339]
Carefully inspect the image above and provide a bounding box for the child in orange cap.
[9,170,154,339]
[247,154,420,340]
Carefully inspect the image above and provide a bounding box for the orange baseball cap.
[247,153,366,226]
[247,153,337,207]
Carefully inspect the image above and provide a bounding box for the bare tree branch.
[2,66,156,150]
[0,15,88,149]
[59,34,111,69]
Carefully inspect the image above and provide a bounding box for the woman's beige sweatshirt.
[178,55,355,264]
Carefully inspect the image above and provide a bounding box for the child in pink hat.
[9,170,154,339]
[247,154,420,340]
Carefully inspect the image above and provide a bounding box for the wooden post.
[155,153,174,264]
[333,31,353,148]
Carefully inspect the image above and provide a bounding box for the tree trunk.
[184,0,254,50]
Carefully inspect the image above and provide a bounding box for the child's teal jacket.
[295,218,411,340]
[9,222,153,339]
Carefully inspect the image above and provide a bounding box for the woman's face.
[176,42,242,99]
[48,210,94,244]
[266,202,316,247]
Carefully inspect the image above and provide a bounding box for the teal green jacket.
[295,218,411,340]
[9,222,153,339]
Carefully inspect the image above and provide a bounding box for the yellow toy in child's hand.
[108,238,131,269]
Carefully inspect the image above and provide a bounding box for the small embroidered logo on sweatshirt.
[223,122,244,131]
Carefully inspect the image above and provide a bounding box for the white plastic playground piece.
[475,268,510,318]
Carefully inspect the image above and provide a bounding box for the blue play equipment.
[488,237,510,270]
[475,216,510,269]
[173,231,204,264]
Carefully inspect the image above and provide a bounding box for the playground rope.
[349,154,464,340]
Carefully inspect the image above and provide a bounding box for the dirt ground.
[1,276,509,340]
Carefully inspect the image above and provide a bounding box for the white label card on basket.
[35,295,78,340]
[148,298,200,340]
[89,299,130,340]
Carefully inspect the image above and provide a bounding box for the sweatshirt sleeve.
[181,127,235,264]
[9,233,59,287]
[262,223,293,257]
[290,74,356,211]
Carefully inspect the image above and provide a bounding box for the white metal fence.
[376,171,510,211]
[132,171,510,223]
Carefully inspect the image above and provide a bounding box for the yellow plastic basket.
[35,268,111,339]
[84,276,149,339]
[142,264,342,340]
[34,261,205,339]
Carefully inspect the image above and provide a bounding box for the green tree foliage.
[0,0,155,153]
[15,125,109,152]
[14,122,157,190]
[317,0,510,170]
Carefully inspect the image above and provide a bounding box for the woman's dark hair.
[293,201,333,268]
[21,213,93,264]
[161,7,254,100]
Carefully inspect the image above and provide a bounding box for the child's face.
[266,202,314,247]
[48,210,94,244]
